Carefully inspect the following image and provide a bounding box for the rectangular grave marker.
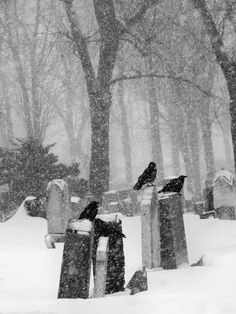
[140,186,160,268]
[159,192,188,269]
[58,219,94,299]
[93,236,109,298]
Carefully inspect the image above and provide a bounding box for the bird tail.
[133,181,142,190]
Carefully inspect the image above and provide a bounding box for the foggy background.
[0,0,234,200]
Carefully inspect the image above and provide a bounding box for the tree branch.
[62,0,96,92]
[191,0,230,68]
[125,0,160,29]
[111,72,215,97]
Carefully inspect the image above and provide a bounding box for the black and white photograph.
[0,1,236,313]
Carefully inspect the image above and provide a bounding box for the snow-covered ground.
[1,203,236,314]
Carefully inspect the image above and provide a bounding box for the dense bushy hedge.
[0,138,89,205]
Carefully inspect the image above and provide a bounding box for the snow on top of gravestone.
[47,179,66,191]
[213,170,235,186]
[96,213,123,222]
[68,219,93,233]
[158,192,177,199]
[71,196,81,203]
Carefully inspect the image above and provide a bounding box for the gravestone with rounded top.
[45,179,72,248]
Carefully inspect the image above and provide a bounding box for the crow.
[133,162,157,190]
[158,175,187,193]
[94,218,126,238]
[78,200,99,222]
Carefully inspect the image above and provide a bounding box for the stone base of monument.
[159,192,189,270]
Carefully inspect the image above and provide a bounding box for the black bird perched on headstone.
[133,162,157,190]
[158,175,187,194]
[78,200,99,222]
[94,218,126,238]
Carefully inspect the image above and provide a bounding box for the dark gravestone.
[159,192,188,270]
[126,267,148,295]
[58,219,94,299]
[93,217,125,294]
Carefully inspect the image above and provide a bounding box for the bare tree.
[60,0,160,200]
[0,0,57,142]
[191,0,236,174]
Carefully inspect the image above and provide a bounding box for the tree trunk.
[89,90,111,201]
[221,121,234,172]
[187,109,202,198]
[170,122,180,176]
[199,100,215,182]
[192,0,236,175]
[117,78,133,185]
[146,60,164,184]
[63,0,158,201]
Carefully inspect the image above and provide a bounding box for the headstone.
[213,170,236,220]
[194,201,205,215]
[129,190,140,215]
[126,267,148,295]
[204,180,214,212]
[93,214,125,294]
[58,219,94,299]
[46,179,72,248]
[140,186,160,268]
[70,196,83,219]
[93,236,109,298]
[159,192,188,269]
[102,191,122,213]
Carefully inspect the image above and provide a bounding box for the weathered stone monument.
[93,236,109,298]
[58,219,94,299]
[126,267,148,295]
[159,192,189,269]
[93,214,125,295]
[140,186,160,268]
[45,179,72,248]
[213,170,236,220]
